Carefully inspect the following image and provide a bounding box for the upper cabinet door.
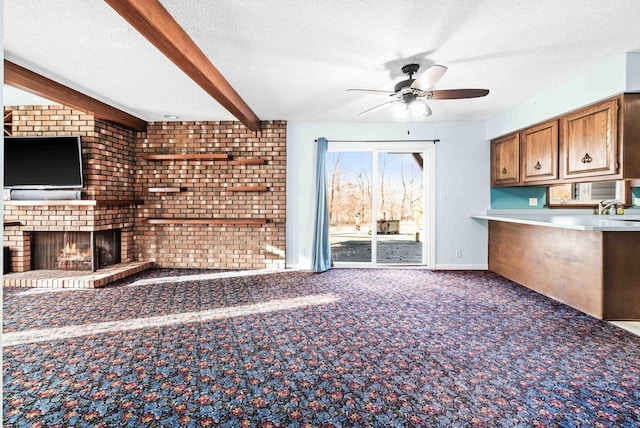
[561,99,618,179]
[521,120,558,183]
[491,133,520,186]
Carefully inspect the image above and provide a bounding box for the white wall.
[3,85,56,106]
[625,52,640,91]
[487,52,640,138]
[286,121,489,270]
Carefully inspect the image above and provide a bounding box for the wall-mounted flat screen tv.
[4,136,84,189]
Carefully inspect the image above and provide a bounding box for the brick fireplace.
[3,105,287,287]
[3,201,136,274]
[3,105,138,279]
[31,229,121,271]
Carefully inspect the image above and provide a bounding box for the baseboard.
[285,262,311,271]
[435,264,488,270]
[288,262,489,271]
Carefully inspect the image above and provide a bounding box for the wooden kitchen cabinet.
[521,120,558,183]
[490,93,640,188]
[491,133,520,186]
[560,99,618,180]
[491,120,558,187]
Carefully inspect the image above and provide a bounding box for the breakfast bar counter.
[472,212,640,231]
[473,211,640,320]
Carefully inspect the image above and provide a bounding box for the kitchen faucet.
[598,199,618,215]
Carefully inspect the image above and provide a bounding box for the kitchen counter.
[481,211,640,320]
[472,211,640,231]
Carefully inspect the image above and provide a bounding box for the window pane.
[328,152,372,263]
[376,152,423,264]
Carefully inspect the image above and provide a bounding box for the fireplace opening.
[32,230,121,271]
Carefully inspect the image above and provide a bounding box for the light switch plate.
[529,198,538,206]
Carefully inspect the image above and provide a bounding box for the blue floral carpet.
[3,269,640,427]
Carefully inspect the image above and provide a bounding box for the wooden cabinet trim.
[619,93,640,178]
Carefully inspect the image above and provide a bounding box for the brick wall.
[3,105,287,271]
[86,120,137,201]
[3,105,137,271]
[135,121,286,269]
[3,203,136,272]
[3,227,30,272]
[9,105,136,201]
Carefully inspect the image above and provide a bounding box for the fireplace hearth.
[32,230,121,271]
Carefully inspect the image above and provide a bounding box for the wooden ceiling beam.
[4,60,147,132]
[105,0,261,132]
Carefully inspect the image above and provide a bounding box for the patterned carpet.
[3,268,640,427]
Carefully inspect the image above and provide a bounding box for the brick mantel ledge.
[4,200,143,207]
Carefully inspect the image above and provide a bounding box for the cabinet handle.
[534,161,542,170]
[501,167,507,175]
[581,153,593,163]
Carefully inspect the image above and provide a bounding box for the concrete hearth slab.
[2,262,152,289]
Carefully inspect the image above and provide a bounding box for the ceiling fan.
[347,63,489,121]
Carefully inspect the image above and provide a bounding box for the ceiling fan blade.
[429,89,490,99]
[358,101,395,116]
[347,89,396,96]
[410,64,448,91]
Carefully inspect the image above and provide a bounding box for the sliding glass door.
[375,152,423,265]
[327,142,434,267]
[327,151,373,263]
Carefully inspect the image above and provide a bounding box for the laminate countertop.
[472,211,640,231]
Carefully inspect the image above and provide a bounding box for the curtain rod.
[315,139,439,143]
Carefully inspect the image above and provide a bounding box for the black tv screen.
[4,136,84,189]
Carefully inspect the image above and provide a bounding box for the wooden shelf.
[229,158,265,165]
[145,218,267,226]
[96,200,144,207]
[141,153,229,161]
[227,186,269,192]
[147,187,185,193]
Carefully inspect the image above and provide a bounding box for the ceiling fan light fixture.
[348,63,489,120]
[391,102,409,122]
[409,99,431,119]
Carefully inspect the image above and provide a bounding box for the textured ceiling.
[4,0,640,123]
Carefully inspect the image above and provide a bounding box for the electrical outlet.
[455,249,462,258]
[529,198,538,207]
[440,194,447,202]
